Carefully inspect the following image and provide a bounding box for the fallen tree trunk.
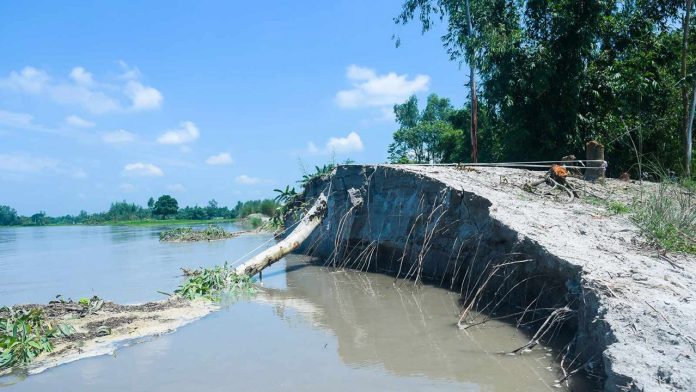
[235,193,328,277]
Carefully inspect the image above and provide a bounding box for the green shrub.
[159,225,234,242]
[0,307,74,370]
[175,263,256,300]
[249,217,262,229]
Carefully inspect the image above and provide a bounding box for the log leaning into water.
[235,193,328,277]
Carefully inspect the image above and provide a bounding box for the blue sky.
[0,1,467,215]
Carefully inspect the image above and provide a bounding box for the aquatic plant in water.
[159,225,235,242]
[175,263,256,300]
[0,307,74,370]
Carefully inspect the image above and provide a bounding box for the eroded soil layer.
[290,164,696,392]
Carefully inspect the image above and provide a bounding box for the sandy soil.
[398,165,696,391]
[2,297,217,376]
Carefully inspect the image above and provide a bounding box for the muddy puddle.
[1,225,580,391]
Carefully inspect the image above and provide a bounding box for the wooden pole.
[584,141,605,181]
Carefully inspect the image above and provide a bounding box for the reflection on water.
[1,226,567,391]
[256,257,564,390]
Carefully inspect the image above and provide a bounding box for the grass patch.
[175,263,256,300]
[632,181,696,254]
[159,225,237,242]
[248,216,263,229]
[0,307,74,370]
[607,201,630,214]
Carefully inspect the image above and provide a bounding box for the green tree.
[388,94,456,163]
[0,205,20,226]
[395,0,694,176]
[153,195,179,219]
[206,199,219,218]
[147,197,155,209]
[107,201,147,221]
[30,212,46,226]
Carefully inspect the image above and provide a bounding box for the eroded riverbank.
[289,164,696,391]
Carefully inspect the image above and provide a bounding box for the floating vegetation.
[175,263,256,300]
[0,307,74,370]
[159,225,245,242]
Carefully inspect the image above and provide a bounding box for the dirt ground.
[5,297,217,375]
[399,165,696,391]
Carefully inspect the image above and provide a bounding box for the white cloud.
[335,65,430,109]
[346,64,376,81]
[0,110,91,138]
[327,132,364,153]
[166,183,186,192]
[205,152,233,165]
[123,162,164,177]
[157,121,199,145]
[49,83,121,114]
[0,67,49,93]
[0,109,35,128]
[0,153,86,178]
[119,183,136,192]
[125,81,163,110]
[0,65,163,114]
[235,174,262,185]
[69,67,93,86]
[306,132,364,155]
[65,115,95,128]
[102,129,135,144]
[118,60,141,80]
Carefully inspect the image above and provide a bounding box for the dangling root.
[510,306,574,354]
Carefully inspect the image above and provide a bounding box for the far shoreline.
[0,218,239,229]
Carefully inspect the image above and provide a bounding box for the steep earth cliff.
[289,164,696,391]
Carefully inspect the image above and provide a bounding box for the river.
[0,224,571,391]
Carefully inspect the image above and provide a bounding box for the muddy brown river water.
[0,225,576,391]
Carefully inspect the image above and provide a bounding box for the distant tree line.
[0,195,279,226]
[394,0,696,177]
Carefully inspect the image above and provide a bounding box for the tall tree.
[396,0,480,162]
[0,205,19,226]
[395,0,694,175]
[388,94,456,163]
[153,195,179,219]
[465,0,478,162]
[684,0,694,177]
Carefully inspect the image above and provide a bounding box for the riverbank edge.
[286,164,696,392]
[0,298,218,377]
[0,218,239,228]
